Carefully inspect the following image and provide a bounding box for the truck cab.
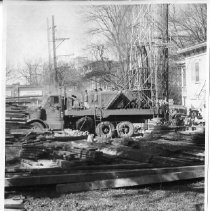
[29,94,65,130]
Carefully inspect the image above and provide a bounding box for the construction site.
[4,3,207,211]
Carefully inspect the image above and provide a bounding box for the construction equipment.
[26,89,159,138]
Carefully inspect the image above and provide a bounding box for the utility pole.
[49,15,70,125]
[50,16,70,87]
[52,15,58,86]
[162,4,169,103]
[47,18,52,84]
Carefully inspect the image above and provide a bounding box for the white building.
[177,42,207,113]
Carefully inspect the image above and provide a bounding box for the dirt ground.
[5,131,205,211]
[6,179,204,211]
[5,132,205,167]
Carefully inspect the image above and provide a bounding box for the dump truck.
[27,89,159,138]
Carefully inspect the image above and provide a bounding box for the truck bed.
[65,108,158,118]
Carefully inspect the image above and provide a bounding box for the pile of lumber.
[6,102,30,145]
[66,147,103,161]
[6,102,29,124]
[20,146,104,169]
[20,131,56,161]
[22,131,53,145]
[18,131,105,169]
[20,146,52,160]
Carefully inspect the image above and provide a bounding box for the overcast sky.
[5,1,202,69]
[6,2,95,67]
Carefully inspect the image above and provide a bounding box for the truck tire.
[95,121,114,138]
[76,117,94,132]
[116,121,134,138]
[29,121,45,132]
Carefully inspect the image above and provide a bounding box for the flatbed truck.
[27,90,159,138]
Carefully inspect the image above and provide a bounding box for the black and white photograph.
[2,0,208,210]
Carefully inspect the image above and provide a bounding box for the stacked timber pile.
[18,131,105,169]
[6,102,30,145]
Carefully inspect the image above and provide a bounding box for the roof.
[177,42,206,55]
[6,84,44,89]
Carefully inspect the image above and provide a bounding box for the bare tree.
[85,43,125,89]
[169,4,207,48]
[85,5,156,89]
[55,61,83,88]
[17,61,43,86]
[6,66,16,84]
[85,5,135,88]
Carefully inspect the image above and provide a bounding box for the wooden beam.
[5,165,204,187]
[56,170,204,193]
[100,146,152,162]
[4,199,24,209]
[5,209,25,211]
[5,162,151,176]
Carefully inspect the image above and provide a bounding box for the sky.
[5,2,198,68]
[6,2,95,68]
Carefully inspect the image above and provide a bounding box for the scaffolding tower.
[128,4,169,109]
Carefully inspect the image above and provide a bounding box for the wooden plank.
[6,135,15,139]
[54,136,88,142]
[57,162,151,170]
[175,154,204,162]
[153,156,192,164]
[6,121,27,124]
[56,170,204,193]
[10,129,29,135]
[4,199,24,209]
[100,146,152,162]
[182,151,205,158]
[5,209,25,211]
[5,165,204,187]
[6,113,27,118]
[5,162,150,174]
[6,117,27,122]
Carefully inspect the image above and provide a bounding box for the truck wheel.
[116,121,134,138]
[29,121,45,132]
[95,121,114,138]
[76,117,94,132]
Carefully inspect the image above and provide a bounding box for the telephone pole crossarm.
[55,38,70,49]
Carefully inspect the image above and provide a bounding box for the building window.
[54,96,59,104]
[195,62,199,82]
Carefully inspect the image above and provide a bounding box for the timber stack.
[18,131,105,169]
[6,102,31,145]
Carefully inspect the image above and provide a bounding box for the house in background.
[177,42,207,115]
[6,83,44,106]
[82,60,121,91]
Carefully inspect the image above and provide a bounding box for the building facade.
[177,42,207,113]
[6,83,44,106]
